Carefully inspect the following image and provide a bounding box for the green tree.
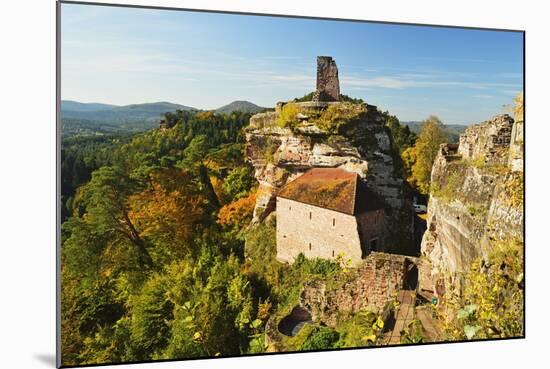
[178,135,211,170]
[76,166,153,267]
[407,115,446,194]
[383,112,416,154]
[222,166,256,202]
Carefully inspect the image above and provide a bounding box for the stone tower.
[313,56,340,102]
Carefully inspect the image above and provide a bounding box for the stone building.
[276,167,385,265]
[313,56,340,102]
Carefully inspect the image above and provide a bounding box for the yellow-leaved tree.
[402,115,447,195]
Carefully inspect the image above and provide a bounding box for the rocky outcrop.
[421,114,523,293]
[245,101,410,248]
[508,116,524,172]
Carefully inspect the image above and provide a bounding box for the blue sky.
[61,3,523,125]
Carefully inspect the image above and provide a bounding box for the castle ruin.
[313,56,340,102]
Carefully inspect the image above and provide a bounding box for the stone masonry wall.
[314,56,340,102]
[356,209,386,252]
[276,197,363,264]
[300,252,420,326]
[458,114,514,164]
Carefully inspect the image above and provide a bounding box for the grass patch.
[314,103,367,134]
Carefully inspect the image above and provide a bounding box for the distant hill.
[61,100,267,137]
[61,100,118,112]
[214,100,266,114]
[61,100,198,124]
[403,121,469,143]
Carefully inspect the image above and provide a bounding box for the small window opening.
[332,250,335,257]
[289,206,291,211]
[309,243,312,251]
[309,212,312,220]
[332,218,335,227]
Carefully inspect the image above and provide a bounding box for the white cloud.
[340,74,521,91]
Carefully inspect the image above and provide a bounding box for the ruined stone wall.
[314,56,340,102]
[300,252,420,326]
[276,197,363,264]
[457,114,514,164]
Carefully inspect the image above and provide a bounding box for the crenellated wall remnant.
[457,114,514,164]
[313,56,340,102]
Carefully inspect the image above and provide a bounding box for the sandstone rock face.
[421,114,523,292]
[245,101,410,248]
[508,118,524,172]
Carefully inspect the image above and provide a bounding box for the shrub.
[315,103,366,134]
[300,326,340,351]
[504,172,523,209]
[437,238,524,340]
[293,92,315,102]
[293,253,342,277]
[400,319,425,343]
[471,155,486,169]
[335,311,385,348]
[276,103,301,128]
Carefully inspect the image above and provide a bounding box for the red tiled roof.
[277,168,383,215]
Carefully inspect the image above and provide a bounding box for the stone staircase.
[382,290,441,345]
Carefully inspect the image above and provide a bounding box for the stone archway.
[277,306,312,337]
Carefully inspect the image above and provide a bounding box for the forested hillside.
[60,101,420,364]
[60,94,523,365]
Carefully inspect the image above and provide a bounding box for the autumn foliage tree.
[401,115,447,195]
[60,108,263,366]
[217,191,256,232]
[128,168,208,263]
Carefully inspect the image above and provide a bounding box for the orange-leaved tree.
[129,168,208,262]
[217,191,256,232]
